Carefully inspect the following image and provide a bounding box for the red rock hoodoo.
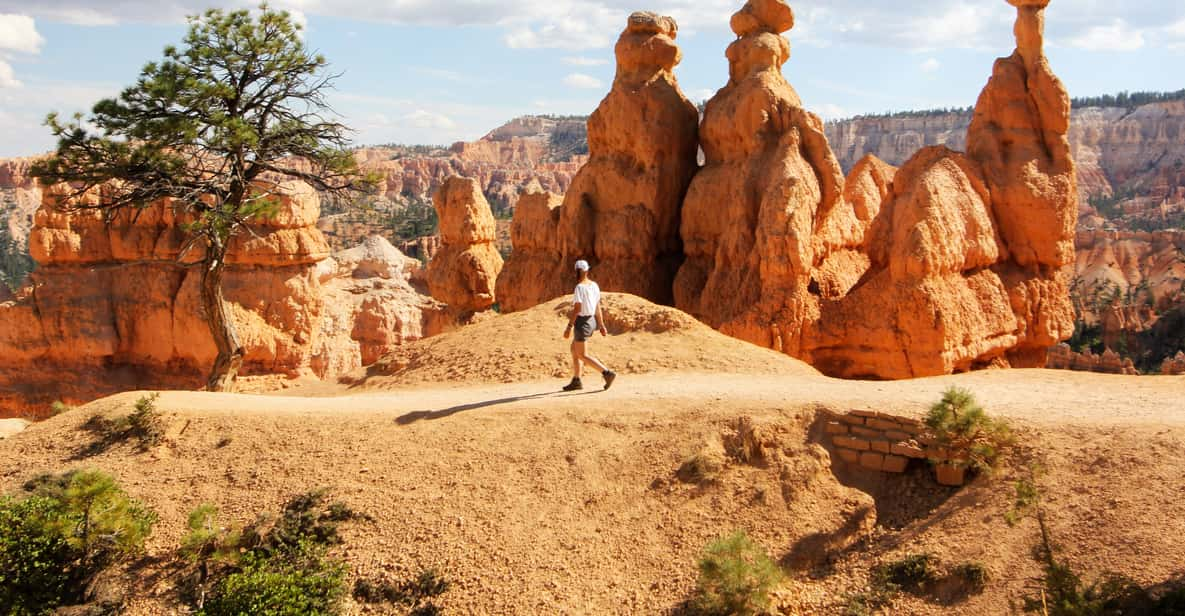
[667,0,1077,379]
[496,11,700,311]
[426,176,504,313]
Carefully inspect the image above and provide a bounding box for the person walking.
[562,260,616,391]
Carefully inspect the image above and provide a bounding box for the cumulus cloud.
[812,103,847,120]
[562,73,603,89]
[920,58,940,73]
[1,0,1183,53]
[0,59,19,88]
[1067,19,1146,51]
[0,13,43,53]
[402,109,456,130]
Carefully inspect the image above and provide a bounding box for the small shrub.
[191,490,364,616]
[690,530,784,616]
[77,393,165,456]
[127,393,164,449]
[925,387,1012,474]
[952,562,989,594]
[874,553,938,595]
[1005,476,1040,526]
[678,451,723,485]
[0,470,155,613]
[199,545,347,616]
[50,400,72,416]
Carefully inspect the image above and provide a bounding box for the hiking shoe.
[602,370,617,390]
[562,378,583,392]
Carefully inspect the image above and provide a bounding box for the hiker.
[562,260,616,392]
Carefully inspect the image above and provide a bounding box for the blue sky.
[1,0,1184,157]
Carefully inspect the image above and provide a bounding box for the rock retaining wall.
[825,410,967,486]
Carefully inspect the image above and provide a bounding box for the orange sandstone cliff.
[496,11,699,311]
[0,182,448,418]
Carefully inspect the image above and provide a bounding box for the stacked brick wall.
[825,410,966,486]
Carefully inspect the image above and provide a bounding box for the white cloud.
[813,103,847,120]
[562,72,603,89]
[689,88,716,103]
[0,59,19,88]
[0,13,43,53]
[562,55,608,66]
[920,58,940,73]
[1067,19,1146,51]
[402,109,456,130]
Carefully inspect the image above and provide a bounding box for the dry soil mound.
[352,293,818,388]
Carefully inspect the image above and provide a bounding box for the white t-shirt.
[573,281,601,317]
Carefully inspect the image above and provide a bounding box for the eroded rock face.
[671,0,1076,379]
[427,176,504,312]
[497,11,699,310]
[0,185,447,418]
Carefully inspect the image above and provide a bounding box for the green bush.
[925,387,1012,473]
[691,530,784,616]
[952,562,989,594]
[199,546,346,616]
[192,490,364,616]
[127,393,164,449]
[0,470,156,614]
[874,553,938,594]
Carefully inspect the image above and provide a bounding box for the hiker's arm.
[564,302,582,339]
[596,303,607,336]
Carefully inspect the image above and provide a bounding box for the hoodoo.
[496,11,699,311]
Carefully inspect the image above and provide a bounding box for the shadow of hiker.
[395,390,600,425]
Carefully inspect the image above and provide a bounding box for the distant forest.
[833,89,1185,123]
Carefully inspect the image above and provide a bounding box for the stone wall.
[825,410,967,486]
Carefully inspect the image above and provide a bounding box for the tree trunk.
[200,247,244,392]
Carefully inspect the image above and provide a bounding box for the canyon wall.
[824,101,1185,230]
[0,183,449,418]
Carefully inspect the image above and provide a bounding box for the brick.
[825,421,848,435]
[882,455,909,473]
[868,418,900,431]
[840,415,866,426]
[859,452,885,471]
[833,436,871,451]
[891,443,926,459]
[917,434,938,446]
[935,463,966,486]
[852,426,881,439]
[836,448,860,464]
[851,410,879,418]
[870,439,891,453]
[885,430,912,442]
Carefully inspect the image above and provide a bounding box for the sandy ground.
[2,296,1184,614]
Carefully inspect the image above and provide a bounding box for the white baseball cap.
[574,259,590,272]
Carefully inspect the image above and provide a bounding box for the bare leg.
[582,350,608,374]
[571,340,585,379]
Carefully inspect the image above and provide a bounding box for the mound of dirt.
[352,293,818,388]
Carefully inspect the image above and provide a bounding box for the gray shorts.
[574,316,596,342]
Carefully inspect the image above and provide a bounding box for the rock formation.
[427,176,503,312]
[1162,351,1185,376]
[0,184,448,418]
[1046,344,1139,375]
[668,0,1077,379]
[674,0,842,354]
[496,11,700,310]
